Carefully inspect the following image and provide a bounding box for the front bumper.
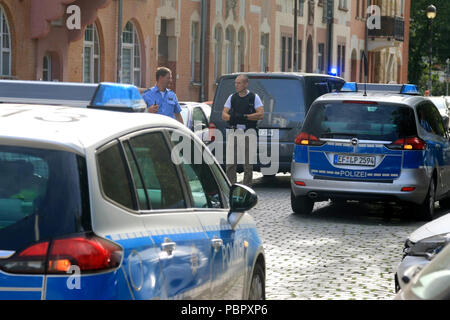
[291,162,430,204]
[395,255,430,292]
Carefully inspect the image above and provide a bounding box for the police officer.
[143,67,184,124]
[222,74,264,186]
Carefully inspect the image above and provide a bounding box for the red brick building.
[0,0,411,102]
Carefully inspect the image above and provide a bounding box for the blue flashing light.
[400,84,420,95]
[329,67,338,76]
[90,82,147,112]
[340,82,358,92]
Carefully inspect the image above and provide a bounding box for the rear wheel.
[416,178,436,221]
[291,190,314,215]
[248,263,265,300]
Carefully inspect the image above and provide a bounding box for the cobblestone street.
[243,173,447,300]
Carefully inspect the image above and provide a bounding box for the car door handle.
[161,239,177,255]
[211,238,223,252]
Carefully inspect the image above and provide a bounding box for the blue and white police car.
[291,83,450,220]
[0,83,265,300]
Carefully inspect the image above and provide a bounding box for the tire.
[291,190,314,215]
[416,178,436,221]
[248,263,265,300]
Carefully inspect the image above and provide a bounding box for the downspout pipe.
[117,0,123,83]
[199,0,207,102]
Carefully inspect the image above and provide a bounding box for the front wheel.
[291,190,314,215]
[248,263,265,300]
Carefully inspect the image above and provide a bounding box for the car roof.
[0,104,187,155]
[313,91,426,106]
[219,72,344,80]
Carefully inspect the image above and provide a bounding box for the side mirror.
[228,184,258,230]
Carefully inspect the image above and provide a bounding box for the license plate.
[259,129,273,137]
[334,154,376,167]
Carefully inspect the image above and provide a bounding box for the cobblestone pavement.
[238,173,448,300]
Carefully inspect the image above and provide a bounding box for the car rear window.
[0,146,91,251]
[303,102,417,141]
[214,77,306,124]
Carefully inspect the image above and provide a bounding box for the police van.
[291,83,450,220]
[0,83,265,300]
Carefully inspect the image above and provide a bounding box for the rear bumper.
[291,162,430,204]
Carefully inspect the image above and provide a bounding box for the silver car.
[291,88,450,220]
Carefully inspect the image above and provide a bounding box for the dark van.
[207,73,345,174]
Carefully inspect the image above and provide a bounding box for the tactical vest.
[229,91,258,129]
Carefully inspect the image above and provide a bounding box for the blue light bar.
[89,82,147,112]
[340,82,357,92]
[329,67,338,76]
[400,84,420,95]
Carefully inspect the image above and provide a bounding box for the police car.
[291,83,450,220]
[0,83,265,300]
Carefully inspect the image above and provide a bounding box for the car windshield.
[0,146,91,251]
[410,244,450,300]
[303,102,417,141]
[215,77,306,126]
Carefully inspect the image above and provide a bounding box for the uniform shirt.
[142,86,182,119]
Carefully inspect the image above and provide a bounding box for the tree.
[408,0,450,92]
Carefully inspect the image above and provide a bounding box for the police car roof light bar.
[88,82,147,113]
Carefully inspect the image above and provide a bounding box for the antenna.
[361,50,369,97]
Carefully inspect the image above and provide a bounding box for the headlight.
[405,233,450,260]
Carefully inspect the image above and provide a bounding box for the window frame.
[83,23,101,83]
[121,21,141,87]
[0,5,11,77]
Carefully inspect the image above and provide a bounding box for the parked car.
[291,84,450,220]
[395,242,450,300]
[0,84,265,300]
[395,212,450,292]
[207,73,345,175]
[427,96,449,119]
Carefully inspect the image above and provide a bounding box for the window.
[240,0,246,18]
[83,23,100,83]
[281,36,286,72]
[287,37,292,71]
[214,26,223,81]
[238,29,245,72]
[0,6,11,76]
[121,21,141,87]
[225,27,235,74]
[43,55,52,81]
[260,33,269,72]
[191,22,200,82]
[0,146,91,251]
[418,104,446,137]
[337,44,346,77]
[170,131,223,209]
[98,142,134,209]
[299,0,304,16]
[216,0,223,15]
[192,107,208,130]
[297,39,302,71]
[318,43,325,73]
[127,132,186,210]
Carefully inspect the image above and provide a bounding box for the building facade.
[0,0,410,102]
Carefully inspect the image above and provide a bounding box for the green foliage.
[408,0,450,91]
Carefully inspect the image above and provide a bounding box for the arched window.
[214,26,223,81]
[0,6,11,77]
[225,26,235,74]
[122,21,141,87]
[43,55,52,81]
[83,23,100,83]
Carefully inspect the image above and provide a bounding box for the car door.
[95,140,164,300]
[120,129,211,299]
[426,103,450,196]
[168,129,249,299]
[192,106,210,142]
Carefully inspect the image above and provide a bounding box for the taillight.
[208,122,217,142]
[0,234,123,275]
[386,137,426,151]
[295,132,325,146]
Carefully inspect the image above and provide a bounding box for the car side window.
[192,107,208,130]
[97,142,135,210]
[417,104,435,134]
[429,104,446,137]
[169,130,224,209]
[127,132,186,210]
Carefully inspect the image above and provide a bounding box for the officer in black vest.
[222,74,264,186]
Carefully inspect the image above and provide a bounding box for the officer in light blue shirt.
[142,67,184,124]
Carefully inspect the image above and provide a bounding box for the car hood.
[409,213,450,243]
